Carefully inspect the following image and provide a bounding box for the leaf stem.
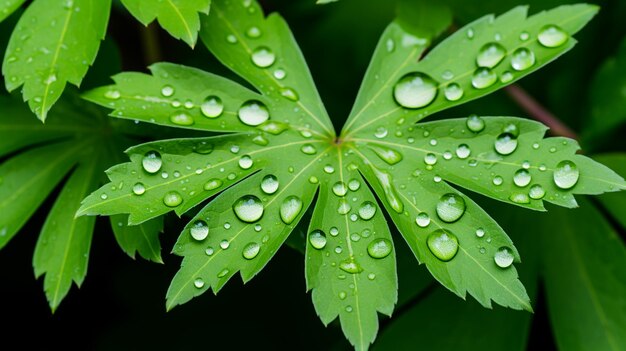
[504,84,578,140]
[140,22,162,66]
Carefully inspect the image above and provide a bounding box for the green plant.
[1,0,625,350]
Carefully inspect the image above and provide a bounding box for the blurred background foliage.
[0,0,625,349]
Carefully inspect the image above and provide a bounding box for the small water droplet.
[472,67,497,89]
[443,151,453,160]
[260,174,279,194]
[279,87,299,101]
[300,144,317,155]
[466,28,474,39]
[436,193,466,223]
[386,38,395,52]
[246,26,261,38]
[338,291,347,300]
[424,153,437,165]
[220,240,230,249]
[367,238,392,259]
[455,144,471,159]
[104,90,120,100]
[368,273,376,280]
[393,72,438,109]
[280,196,303,224]
[513,169,532,187]
[309,176,319,184]
[444,83,463,101]
[238,100,269,126]
[161,85,174,97]
[476,228,485,238]
[358,201,377,220]
[441,70,454,80]
[509,193,530,204]
[332,182,348,197]
[251,46,275,68]
[494,246,514,268]
[466,114,485,132]
[217,269,229,278]
[553,160,579,189]
[347,179,361,191]
[204,178,223,191]
[500,71,514,83]
[538,25,568,48]
[242,242,260,259]
[233,195,264,223]
[226,34,237,43]
[337,199,351,214]
[257,121,288,135]
[205,247,214,256]
[170,112,194,126]
[345,305,353,312]
[495,133,518,155]
[476,42,506,68]
[273,69,286,80]
[142,151,162,174]
[330,227,339,236]
[427,229,459,261]
[369,145,403,165]
[493,176,503,186]
[200,96,224,118]
[237,155,252,170]
[374,127,388,139]
[190,220,209,241]
[194,278,205,288]
[519,31,530,41]
[309,230,327,249]
[529,184,546,199]
[252,135,269,146]
[163,191,183,207]
[511,48,535,71]
[132,183,146,195]
[339,257,363,274]
[415,212,430,227]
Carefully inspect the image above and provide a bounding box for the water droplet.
[163,191,183,207]
[455,144,471,159]
[493,176,503,186]
[217,269,229,278]
[161,85,174,97]
[472,67,497,89]
[330,227,339,236]
[386,38,395,52]
[393,72,438,109]
[332,182,348,197]
[369,145,402,165]
[509,193,530,204]
[476,42,506,68]
[519,31,530,41]
[511,48,535,71]
[205,247,214,256]
[246,26,261,38]
[500,71,514,83]
[170,112,194,126]
[513,169,531,187]
[553,160,579,189]
[345,305,353,312]
[308,176,319,184]
[220,240,230,249]
[142,151,162,174]
[252,135,269,146]
[104,90,120,100]
[242,242,260,259]
[374,127,388,139]
[132,183,146,195]
[529,184,546,199]
[233,195,264,223]
[190,220,209,241]
[476,228,485,238]
[337,199,351,215]
[204,178,223,191]
[373,168,403,213]
[224,222,231,230]
[466,28,474,39]
[367,238,392,259]
[300,144,317,155]
[436,193,466,223]
[309,230,327,249]
[238,155,253,170]
[226,34,237,43]
[273,69,286,80]
[358,201,377,220]
[494,246,514,268]
[200,96,224,118]
[427,229,459,261]
[338,291,347,300]
[339,257,364,274]
[424,153,437,165]
[100,193,108,200]
[194,278,205,288]
[415,212,430,227]
[368,273,376,280]
[251,46,275,68]
[441,70,454,80]
[238,100,269,126]
[538,25,568,48]
[258,121,288,135]
[444,83,463,101]
[280,196,303,224]
[260,174,279,194]
[279,87,299,101]
[494,133,518,155]
[466,115,485,132]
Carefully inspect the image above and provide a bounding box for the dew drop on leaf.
[374,127,388,139]
[132,183,145,195]
[369,145,403,165]
[415,212,430,227]
[444,83,464,101]
[519,31,530,41]
[204,178,223,191]
[494,133,518,155]
[529,184,546,199]
[511,48,535,71]
[348,179,361,191]
[424,153,437,165]
[393,72,438,109]
[476,228,485,238]
[455,144,471,159]
[104,90,120,100]
[163,191,183,207]
[436,193,466,223]
[193,278,205,289]
[279,87,299,101]
[500,71,514,83]
[217,269,229,278]
[513,169,532,187]
[161,85,174,97]
[238,155,253,169]
[273,69,286,80]
[332,181,348,197]
[494,246,514,268]
[309,229,327,249]
[427,229,459,261]
[538,25,568,48]
[233,195,264,223]
[476,42,506,68]
[169,112,194,126]
[339,257,364,274]
[367,238,392,259]
[466,114,485,132]
[226,34,237,43]
[190,220,209,241]
[509,193,530,204]
[337,199,351,214]
[205,247,214,256]
[300,144,317,155]
[142,151,162,174]
[330,227,339,236]
[251,46,275,68]
[246,26,261,38]
[238,100,270,126]
[358,201,377,220]
[553,160,579,189]
[260,174,279,194]
[472,67,497,89]
[280,196,303,224]
[258,121,288,135]
[308,176,319,184]
[252,135,269,146]
[493,176,504,186]
[373,168,403,213]
[242,242,260,260]
[200,96,224,118]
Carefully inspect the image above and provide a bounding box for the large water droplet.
[163,191,183,207]
[424,153,437,166]
[242,242,260,259]
[339,257,364,274]
[132,183,146,195]
[251,46,275,68]
[472,67,497,89]
[142,151,162,174]
[261,174,279,194]
[466,114,485,132]
[529,184,546,199]
[358,201,377,220]
[494,246,514,268]
[369,145,402,165]
[476,42,506,68]
[494,133,518,155]
[190,220,209,241]
[200,96,224,118]
[455,144,471,159]
[309,229,327,249]
[204,178,223,191]
[233,195,264,223]
[513,169,531,187]
[444,83,463,101]
[393,72,438,109]
[553,160,579,189]
[332,182,348,197]
[238,100,269,126]
[280,196,303,224]
[436,193,466,223]
[170,112,194,126]
[373,168,403,213]
[415,212,430,227]
[511,48,535,71]
[427,229,459,261]
[367,238,392,259]
[538,25,568,48]
[238,155,253,169]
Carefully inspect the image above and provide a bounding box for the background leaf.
[0,0,25,23]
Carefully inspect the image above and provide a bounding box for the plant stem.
[140,22,162,66]
[504,84,579,140]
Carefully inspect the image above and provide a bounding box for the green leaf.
[342,4,599,138]
[595,153,626,230]
[541,199,626,351]
[121,0,211,47]
[110,215,164,263]
[2,0,111,120]
[395,0,452,40]
[316,0,339,4]
[32,154,101,312]
[0,0,25,23]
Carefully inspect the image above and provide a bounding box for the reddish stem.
[504,84,579,140]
